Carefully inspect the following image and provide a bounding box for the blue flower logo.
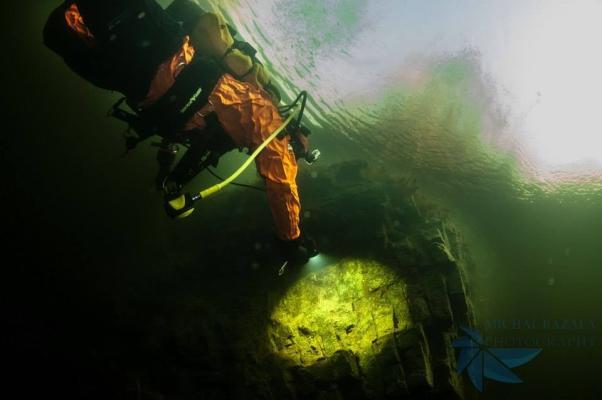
[452,326,542,392]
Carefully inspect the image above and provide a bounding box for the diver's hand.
[155,144,179,191]
[161,178,183,198]
[293,132,309,156]
[288,126,320,164]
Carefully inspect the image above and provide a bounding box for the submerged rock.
[268,259,411,368]
[116,160,476,399]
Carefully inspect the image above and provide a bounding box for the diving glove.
[155,143,179,192]
[288,125,321,164]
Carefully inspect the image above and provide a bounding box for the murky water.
[10,0,602,398]
[201,0,602,397]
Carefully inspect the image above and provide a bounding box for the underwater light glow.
[304,253,329,270]
[220,0,602,176]
[495,0,602,169]
[268,259,410,367]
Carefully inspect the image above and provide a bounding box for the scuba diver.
[44,0,319,264]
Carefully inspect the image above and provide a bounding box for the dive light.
[164,106,302,219]
[164,193,200,219]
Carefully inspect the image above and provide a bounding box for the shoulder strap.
[217,40,259,80]
[137,58,224,132]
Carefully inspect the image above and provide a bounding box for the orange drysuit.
[65,3,94,45]
[65,5,301,240]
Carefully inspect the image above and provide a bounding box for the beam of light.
[304,253,331,271]
[269,259,410,367]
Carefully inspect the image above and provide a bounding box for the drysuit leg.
[255,136,301,241]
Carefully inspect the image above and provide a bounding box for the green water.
[199,1,602,397]
[7,1,602,398]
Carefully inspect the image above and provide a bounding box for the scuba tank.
[44,0,215,144]
[43,0,198,100]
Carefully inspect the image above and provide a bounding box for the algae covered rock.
[103,160,476,399]
[269,259,412,367]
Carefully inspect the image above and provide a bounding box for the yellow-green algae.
[269,259,411,367]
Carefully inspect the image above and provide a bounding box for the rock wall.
[253,161,477,399]
[105,160,476,399]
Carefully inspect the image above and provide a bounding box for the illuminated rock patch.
[268,259,411,367]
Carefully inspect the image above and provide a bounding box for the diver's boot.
[275,234,319,265]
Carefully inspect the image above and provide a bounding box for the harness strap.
[218,40,259,81]
[136,57,224,132]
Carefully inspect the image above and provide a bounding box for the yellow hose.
[197,107,300,199]
[166,106,300,218]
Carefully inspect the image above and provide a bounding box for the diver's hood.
[166,0,206,34]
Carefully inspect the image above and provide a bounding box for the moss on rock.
[269,259,411,368]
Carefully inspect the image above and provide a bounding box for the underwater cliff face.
[4,0,602,399]
[51,161,474,399]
